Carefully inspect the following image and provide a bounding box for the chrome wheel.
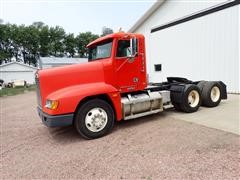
[210,86,220,102]
[188,90,200,108]
[85,108,108,132]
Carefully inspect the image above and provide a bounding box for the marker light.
[45,100,59,110]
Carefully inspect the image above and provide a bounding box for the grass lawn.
[0,85,36,97]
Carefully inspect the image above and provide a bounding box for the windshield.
[88,39,113,61]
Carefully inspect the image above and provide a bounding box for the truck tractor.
[36,32,227,139]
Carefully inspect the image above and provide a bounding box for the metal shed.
[0,62,37,84]
[39,57,88,69]
[129,0,239,93]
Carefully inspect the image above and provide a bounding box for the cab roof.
[87,32,144,48]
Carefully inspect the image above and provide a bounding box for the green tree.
[9,24,36,65]
[15,24,29,63]
[64,33,76,57]
[76,32,99,57]
[49,26,65,56]
[39,25,51,57]
[0,24,12,64]
[8,24,20,62]
[0,21,100,65]
[24,25,40,65]
[32,21,45,29]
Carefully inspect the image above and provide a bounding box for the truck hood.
[38,61,104,102]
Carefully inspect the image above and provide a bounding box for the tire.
[197,81,207,93]
[179,84,201,113]
[201,81,222,107]
[74,99,115,139]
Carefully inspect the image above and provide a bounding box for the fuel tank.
[121,91,163,120]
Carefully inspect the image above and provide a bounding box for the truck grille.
[35,77,42,108]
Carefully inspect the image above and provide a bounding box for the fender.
[43,82,122,120]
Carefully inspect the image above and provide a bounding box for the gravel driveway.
[1,92,239,179]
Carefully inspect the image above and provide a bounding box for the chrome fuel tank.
[121,91,163,120]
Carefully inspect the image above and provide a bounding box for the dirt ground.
[0,92,239,179]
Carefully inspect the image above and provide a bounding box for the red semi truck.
[36,32,227,139]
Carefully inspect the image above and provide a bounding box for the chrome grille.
[35,77,42,108]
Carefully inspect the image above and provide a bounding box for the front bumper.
[37,107,74,127]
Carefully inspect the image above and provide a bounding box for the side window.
[116,40,130,57]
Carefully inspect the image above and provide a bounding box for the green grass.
[0,85,36,97]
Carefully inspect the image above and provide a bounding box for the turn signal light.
[45,100,59,110]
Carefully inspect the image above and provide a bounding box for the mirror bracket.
[127,38,137,61]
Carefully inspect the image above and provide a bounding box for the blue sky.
[0,0,156,35]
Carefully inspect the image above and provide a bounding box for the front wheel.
[74,99,115,139]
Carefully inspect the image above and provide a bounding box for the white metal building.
[0,62,37,84]
[129,0,239,93]
[39,57,88,69]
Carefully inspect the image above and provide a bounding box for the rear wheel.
[180,84,201,113]
[74,99,115,139]
[197,81,207,93]
[201,82,222,107]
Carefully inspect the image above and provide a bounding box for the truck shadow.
[47,126,83,143]
[114,111,169,130]
[47,110,170,144]
[40,100,229,144]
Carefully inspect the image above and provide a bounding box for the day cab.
[36,32,227,139]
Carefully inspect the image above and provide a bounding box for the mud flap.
[218,81,227,99]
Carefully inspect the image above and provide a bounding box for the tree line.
[0,21,108,66]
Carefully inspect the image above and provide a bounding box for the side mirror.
[127,38,137,59]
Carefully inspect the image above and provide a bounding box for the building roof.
[128,0,166,32]
[39,57,88,64]
[0,61,38,70]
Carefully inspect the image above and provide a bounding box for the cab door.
[115,38,144,93]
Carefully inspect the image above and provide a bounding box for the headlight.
[45,100,59,110]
